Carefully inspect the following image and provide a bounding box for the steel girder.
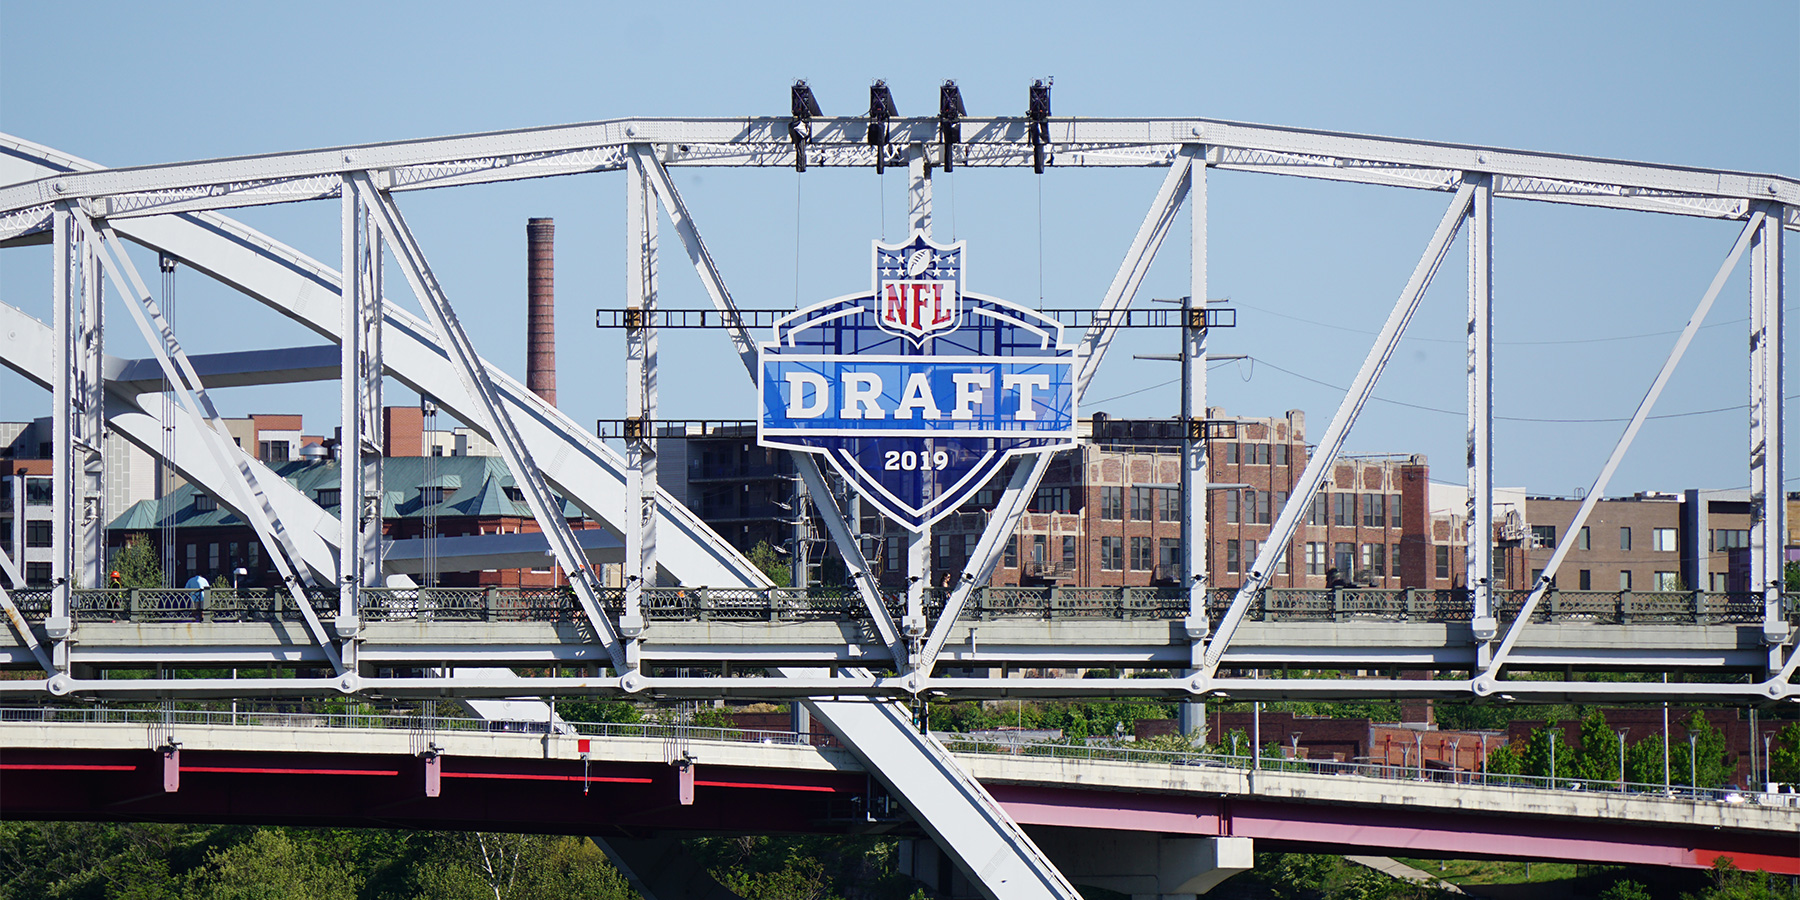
[1,118,1795,239]
[0,136,765,593]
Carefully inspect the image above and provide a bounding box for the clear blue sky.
[2,1,1795,498]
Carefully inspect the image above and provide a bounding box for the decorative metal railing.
[6,587,1790,627]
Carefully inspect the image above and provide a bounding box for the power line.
[1236,300,1753,347]
[1247,357,1757,424]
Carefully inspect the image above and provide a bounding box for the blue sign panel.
[758,232,1077,531]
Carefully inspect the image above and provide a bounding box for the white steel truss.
[0,116,1792,715]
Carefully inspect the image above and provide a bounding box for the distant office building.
[1500,490,1754,593]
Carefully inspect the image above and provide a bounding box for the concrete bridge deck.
[3,710,1794,875]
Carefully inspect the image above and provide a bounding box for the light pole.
[1415,733,1425,780]
[1616,729,1629,791]
[1688,733,1699,789]
[1548,730,1558,786]
[1764,732,1775,788]
[1449,738,1462,783]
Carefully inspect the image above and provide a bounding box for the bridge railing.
[13,587,1794,627]
[2,705,1769,806]
[931,733,1777,804]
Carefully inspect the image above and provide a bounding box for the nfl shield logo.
[875,232,964,344]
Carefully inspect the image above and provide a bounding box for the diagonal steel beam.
[75,214,343,674]
[916,152,1199,676]
[351,173,627,674]
[1478,213,1765,685]
[630,147,901,653]
[1202,183,1476,677]
[0,548,53,673]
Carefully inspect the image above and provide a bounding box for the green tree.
[1484,740,1522,776]
[1625,733,1669,787]
[1516,723,1572,780]
[1673,711,1732,788]
[1769,722,1800,784]
[1574,709,1623,783]
[1601,879,1653,900]
[1684,856,1800,900]
[110,535,164,589]
[747,541,792,588]
[185,829,359,900]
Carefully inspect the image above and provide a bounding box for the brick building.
[1499,491,1755,593]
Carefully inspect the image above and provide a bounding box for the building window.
[936,534,953,568]
[1531,524,1556,548]
[1306,542,1326,576]
[1495,550,1508,583]
[1362,494,1384,527]
[1221,443,1239,465]
[1159,538,1180,573]
[1130,487,1154,521]
[1130,536,1152,570]
[1652,528,1677,552]
[1709,572,1729,591]
[1435,545,1451,579]
[1243,540,1260,572]
[1158,489,1179,523]
[1032,486,1072,514]
[1619,527,1632,551]
[25,562,51,586]
[1225,539,1240,574]
[25,477,51,506]
[1309,495,1330,526]
[1031,535,1046,569]
[1653,571,1679,591]
[187,543,198,575]
[1100,536,1123,571]
[194,494,216,512]
[209,543,220,571]
[1713,529,1749,551]
[1274,443,1289,466]
[1578,569,1592,590]
[1333,494,1355,527]
[1248,490,1271,525]
[315,488,341,507]
[1361,543,1386,578]
[1273,491,1289,522]
[1391,543,1401,575]
[1224,490,1239,524]
[249,542,260,570]
[25,521,52,548]
[258,440,290,463]
[1388,494,1402,527]
[1061,536,1077,568]
[1333,542,1354,576]
[1577,526,1590,551]
[1250,444,1270,465]
[1619,570,1633,591]
[1003,536,1018,569]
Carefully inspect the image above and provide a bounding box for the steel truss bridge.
[1,110,1796,899]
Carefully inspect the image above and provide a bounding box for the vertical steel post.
[1180,145,1209,738]
[1467,174,1497,663]
[904,145,933,658]
[622,149,658,655]
[48,205,74,668]
[76,220,105,590]
[338,182,365,667]
[360,205,384,588]
[1749,204,1787,668]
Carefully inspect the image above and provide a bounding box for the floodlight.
[789,80,822,172]
[939,80,964,171]
[868,80,898,173]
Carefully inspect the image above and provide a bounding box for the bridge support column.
[1030,828,1253,898]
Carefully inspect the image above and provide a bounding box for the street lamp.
[1689,733,1699,789]
[1616,729,1629,791]
[1548,730,1558,787]
[1764,732,1776,788]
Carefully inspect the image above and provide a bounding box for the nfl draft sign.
[759,232,1077,531]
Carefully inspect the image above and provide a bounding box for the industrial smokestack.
[526,217,557,407]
